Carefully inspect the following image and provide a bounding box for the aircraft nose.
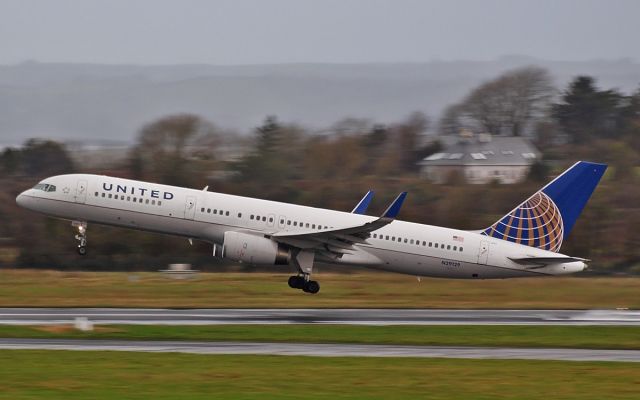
[16,191,29,208]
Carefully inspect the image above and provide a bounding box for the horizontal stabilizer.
[509,256,589,267]
[352,190,374,214]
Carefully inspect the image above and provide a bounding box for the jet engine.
[223,231,291,265]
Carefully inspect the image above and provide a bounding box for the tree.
[131,114,218,186]
[233,116,306,199]
[442,67,554,136]
[553,76,626,143]
[395,111,430,171]
[19,139,75,176]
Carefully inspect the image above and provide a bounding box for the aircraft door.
[74,179,88,204]
[184,195,197,220]
[478,240,490,265]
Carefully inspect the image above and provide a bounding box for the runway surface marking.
[1,338,639,362]
[1,308,639,326]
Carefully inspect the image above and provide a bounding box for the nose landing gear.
[73,221,87,256]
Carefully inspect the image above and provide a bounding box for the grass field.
[1,324,640,350]
[0,269,639,308]
[0,350,639,399]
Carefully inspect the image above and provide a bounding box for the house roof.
[419,135,539,166]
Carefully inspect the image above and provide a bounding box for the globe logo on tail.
[482,191,564,252]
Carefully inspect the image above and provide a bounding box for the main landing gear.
[73,221,87,256]
[288,275,320,294]
[288,249,320,294]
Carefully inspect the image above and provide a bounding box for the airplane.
[16,161,606,294]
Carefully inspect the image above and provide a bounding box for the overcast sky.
[1,0,639,65]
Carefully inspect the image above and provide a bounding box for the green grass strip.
[1,350,639,400]
[1,324,640,350]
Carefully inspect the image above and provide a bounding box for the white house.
[419,134,540,184]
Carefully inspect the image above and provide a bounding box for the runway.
[1,338,639,362]
[1,308,639,325]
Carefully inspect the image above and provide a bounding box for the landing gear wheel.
[73,221,88,256]
[302,280,320,294]
[288,275,305,289]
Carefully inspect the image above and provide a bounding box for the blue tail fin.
[481,161,607,252]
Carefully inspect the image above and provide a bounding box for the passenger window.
[410,239,414,244]
[392,237,395,241]
[385,235,389,240]
[121,195,125,200]
[238,213,242,218]
[460,247,464,252]
[453,246,457,251]
[213,209,217,214]
[208,208,212,213]
[373,234,377,238]
[139,198,143,203]
[108,194,113,198]
[201,208,205,212]
[262,216,266,222]
[429,242,432,247]
[127,196,131,201]
[158,201,162,206]
[312,224,316,229]
[226,211,229,216]
[404,238,408,243]
[269,217,274,223]
[250,215,254,220]
[305,223,309,228]
[287,220,291,225]
[145,199,149,204]
[152,200,156,205]
[422,241,426,246]
[95,192,98,196]
[102,193,105,198]
[447,245,451,250]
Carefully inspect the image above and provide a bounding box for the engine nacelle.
[223,231,291,265]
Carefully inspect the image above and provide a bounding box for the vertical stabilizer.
[481,161,607,252]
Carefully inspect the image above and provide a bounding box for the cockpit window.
[33,183,56,192]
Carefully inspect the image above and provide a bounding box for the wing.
[270,192,407,259]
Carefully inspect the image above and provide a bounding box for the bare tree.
[130,114,219,186]
[441,67,554,136]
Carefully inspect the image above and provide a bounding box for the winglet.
[381,192,407,219]
[351,190,374,214]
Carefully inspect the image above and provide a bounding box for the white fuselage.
[16,174,586,278]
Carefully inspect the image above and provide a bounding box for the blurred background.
[1,0,639,273]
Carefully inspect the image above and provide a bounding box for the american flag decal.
[453,235,464,242]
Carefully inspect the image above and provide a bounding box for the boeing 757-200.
[16,161,606,294]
